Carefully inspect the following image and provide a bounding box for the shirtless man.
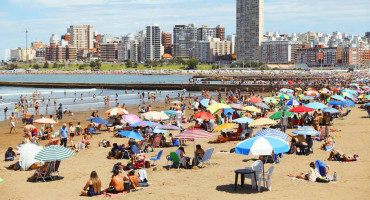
[9,112,17,134]
[103,169,124,194]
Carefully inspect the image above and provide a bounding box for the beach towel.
[97,191,128,197]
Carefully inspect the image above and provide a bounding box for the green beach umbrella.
[366,95,370,99]
[35,145,74,162]
[269,111,295,120]
[263,97,278,104]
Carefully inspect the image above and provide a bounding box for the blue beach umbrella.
[328,101,345,106]
[322,107,340,114]
[86,117,107,124]
[305,102,327,110]
[292,126,319,136]
[200,99,217,108]
[343,93,355,101]
[301,96,314,101]
[163,110,177,116]
[235,136,289,156]
[232,117,254,124]
[153,127,167,134]
[118,131,145,140]
[254,129,289,141]
[331,95,345,102]
[343,99,355,107]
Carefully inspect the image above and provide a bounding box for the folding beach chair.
[198,148,215,168]
[150,150,163,166]
[35,161,55,182]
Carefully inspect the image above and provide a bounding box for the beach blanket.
[97,191,128,198]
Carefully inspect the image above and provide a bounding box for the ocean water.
[0,86,196,122]
[0,74,192,84]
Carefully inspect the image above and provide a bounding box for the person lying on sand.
[287,162,322,182]
[327,150,359,161]
[319,136,335,151]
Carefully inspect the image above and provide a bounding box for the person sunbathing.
[327,150,359,161]
[320,136,334,151]
[287,162,322,182]
[81,171,102,197]
[193,144,205,166]
[103,169,124,194]
[27,162,51,182]
[127,170,140,191]
[209,132,229,144]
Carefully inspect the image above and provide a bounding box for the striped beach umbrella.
[286,99,301,106]
[105,107,128,116]
[35,145,74,162]
[174,129,213,140]
[255,129,289,141]
[235,136,289,156]
[292,126,319,136]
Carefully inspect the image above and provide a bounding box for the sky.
[0,0,369,60]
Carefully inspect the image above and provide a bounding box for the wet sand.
[0,102,369,200]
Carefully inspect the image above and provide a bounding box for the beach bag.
[127,162,134,170]
[122,151,130,159]
[145,161,151,168]
[316,177,330,183]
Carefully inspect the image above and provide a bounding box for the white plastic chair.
[244,160,263,191]
[264,166,275,191]
[198,148,215,168]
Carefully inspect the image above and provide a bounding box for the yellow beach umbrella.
[243,106,261,113]
[213,123,237,132]
[295,88,302,91]
[207,103,231,114]
[249,118,278,127]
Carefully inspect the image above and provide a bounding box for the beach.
[0,100,369,200]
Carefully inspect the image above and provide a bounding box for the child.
[5,147,15,161]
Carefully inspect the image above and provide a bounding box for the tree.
[145,59,152,66]
[90,61,96,68]
[33,64,40,69]
[134,62,138,68]
[186,59,198,69]
[43,62,49,68]
[7,63,18,70]
[126,59,133,68]
[53,62,58,68]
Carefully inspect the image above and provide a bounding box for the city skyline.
[1,0,369,60]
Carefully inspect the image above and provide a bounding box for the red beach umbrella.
[290,106,314,113]
[194,111,214,120]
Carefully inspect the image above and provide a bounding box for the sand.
[0,102,369,200]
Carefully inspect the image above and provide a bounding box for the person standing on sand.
[59,123,69,147]
[9,112,17,134]
[280,112,288,133]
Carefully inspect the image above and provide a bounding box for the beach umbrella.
[269,111,295,120]
[304,90,319,96]
[365,103,370,106]
[331,88,342,91]
[343,93,356,101]
[295,88,302,91]
[277,94,291,100]
[13,144,23,154]
[366,95,370,99]
[200,99,217,108]
[171,100,182,104]
[305,102,327,110]
[86,117,107,124]
[174,129,213,140]
[292,126,319,136]
[249,97,263,103]
[243,106,261,113]
[229,103,244,110]
[280,88,294,93]
[290,106,314,113]
[118,131,145,140]
[349,83,359,87]
[281,105,292,111]
[153,127,167,134]
[328,101,345,106]
[321,88,330,93]
[235,136,289,156]
[35,145,74,162]
[158,124,181,130]
[105,107,128,116]
[207,103,231,114]
[255,129,289,141]
[357,94,366,99]
[322,107,340,114]
[213,123,237,132]
[331,95,345,102]
[34,118,57,124]
[163,110,177,116]
[130,121,159,127]
[342,89,357,95]
[122,114,142,124]
[141,111,170,120]
[263,97,277,104]
[254,102,269,109]
[286,99,301,106]
[343,99,355,107]
[249,118,277,127]
[301,96,314,101]
[19,143,43,171]
[232,117,254,124]
[194,111,214,120]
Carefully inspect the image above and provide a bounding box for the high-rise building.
[137,30,146,63]
[173,24,197,58]
[197,25,217,41]
[100,43,118,62]
[67,25,94,50]
[261,41,302,64]
[196,38,232,63]
[216,25,225,41]
[236,0,264,63]
[45,43,77,62]
[162,31,173,55]
[145,24,162,61]
[226,35,236,54]
[10,48,36,62]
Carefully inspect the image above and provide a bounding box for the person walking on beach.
[59,123,69,147]
[9,112,17,134]
[280,112,288,133]
[4,106,8,118]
